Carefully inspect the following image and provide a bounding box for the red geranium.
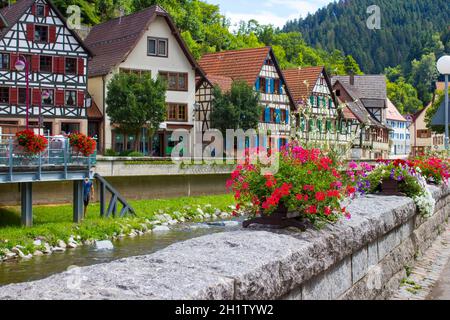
[15,129,48,155]
[68,132,96,157]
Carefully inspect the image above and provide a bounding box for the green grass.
[0,194,234,255]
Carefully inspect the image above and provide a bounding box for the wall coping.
[0,185,449,300]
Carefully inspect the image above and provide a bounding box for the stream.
[0,221,242,286]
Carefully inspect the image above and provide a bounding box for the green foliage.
[104,148,118,156]
[387,78,423,114]
[210,80,261,135]
[425,91,447,134]
[409,53,440,106]
[106,72,166,150]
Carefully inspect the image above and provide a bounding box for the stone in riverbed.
[95,240,114,251]
[67,242,78,249]
[33,250,44,256]
[57,240,67,249]
[33,240,42,246]
[153,226,170,232]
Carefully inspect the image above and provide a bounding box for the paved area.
[393,222,450,300]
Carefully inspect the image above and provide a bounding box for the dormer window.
[34,25,48,42]
[148,37,168,57]
[36,5,45,17]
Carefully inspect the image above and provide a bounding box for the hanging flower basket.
[15,130,48,156]
[68,132,96,157]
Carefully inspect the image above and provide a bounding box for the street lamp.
[436,55,450,150]
[40,90,50,135]
[14,56,30,130]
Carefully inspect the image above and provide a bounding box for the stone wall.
[0,185,448,300]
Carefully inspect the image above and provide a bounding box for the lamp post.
[14,56,29,130]
[40,90,50,135]
[436,55,450,150]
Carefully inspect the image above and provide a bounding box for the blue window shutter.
[275,109,281,124]
[265,107,271,122]
[271,79,275,94]
[255,78,260,91]
[279,80,283,94]
[286,109,289,124]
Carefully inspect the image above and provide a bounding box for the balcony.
[0,134,96,183]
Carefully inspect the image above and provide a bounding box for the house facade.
[197,47,296,149]
[332,75,391,160]
[85,5,204,155]
[0,0,91,136]
[283,66,358,156]
[386,98,410,158]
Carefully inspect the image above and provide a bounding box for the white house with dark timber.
[0,0,92,136]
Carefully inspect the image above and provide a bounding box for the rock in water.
[153,226,170,232]
[95,240,114,251]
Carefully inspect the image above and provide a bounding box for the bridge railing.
[0,134,96,182]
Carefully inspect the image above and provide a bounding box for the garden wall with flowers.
[0,145,449,300]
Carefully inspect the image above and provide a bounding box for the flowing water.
[0,221,242,286]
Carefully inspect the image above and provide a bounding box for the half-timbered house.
[332,75,391,159]
[282,66,358,153]
[197,47,296,149]
[0,0,91,136]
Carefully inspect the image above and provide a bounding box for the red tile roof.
[198,47,270,87]
[342,105,357,120]
[282,66,324,104]
[85,5,203,78]
[386,98,406,122]
[207,75,233,92]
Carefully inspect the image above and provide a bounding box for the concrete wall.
[0,174,229,206]
[0,185,448,300]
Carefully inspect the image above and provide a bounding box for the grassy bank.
[0,194,235,256]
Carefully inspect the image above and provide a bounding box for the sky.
[206,0,333,30]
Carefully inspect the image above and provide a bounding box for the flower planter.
[380,178,404,196]
[243,203,308,231]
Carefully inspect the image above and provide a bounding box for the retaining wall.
[0,185,448,300]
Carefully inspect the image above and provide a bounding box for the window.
[40,56,52,72]
[41,89,54,105]
[336,90,341,97]
[18,88,31,104]
[61,123,80,134]
[34,25,48,42]
[159,72,188,91]
[65,58,77,74]
[36,4,45,17]
[65,90,76,106]
[0,53,9,70]
[167,103,187,121]
[0,87,9,103]
[148,37,168,57]
[120,68,151,77]
[417,130,431,139]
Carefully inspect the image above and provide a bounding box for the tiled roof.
[85,5,203,78]
[386,98,406,122]
[0,0,92,55]
[0,0,34,37]
[342,105,357,120]
[207,75,233,92]
[282,66,324,104]
[87,99,103,120]
[332,75,387,109]
[198,47,270,87]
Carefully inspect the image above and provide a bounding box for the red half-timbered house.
[0,0,91,136]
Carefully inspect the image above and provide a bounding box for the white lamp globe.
[437,55,450,75]
[15,59,26,72]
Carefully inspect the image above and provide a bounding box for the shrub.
[104,149,118,157]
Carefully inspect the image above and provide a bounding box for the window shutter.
[255,78,260,91]
[265,79,269,93]
[264,107,271,122]
[52,57,59,73]
[32,88,41,105]
[279,80,283,94]
[49,26,56,43]
[10,53,19,71]
[285,109,289,124]
[26,24,34,42]
[31,55,39,72]
[31,4,36,16]
[61,57,66,74]
[55,90,64,106]
[77,58,84,76]
[45,5,50,17]
[275,109,281,124]
[310,96,314,106]
[77,91,85,107]
[9,88,18,105]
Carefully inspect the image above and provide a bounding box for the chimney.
[349,71,355,86]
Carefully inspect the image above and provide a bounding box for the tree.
[425,92,447,134]
[343,55,363,75]
[409,53,439,106]
[387,78,423,114]
[210,80,261,135]
[106,73,167,151]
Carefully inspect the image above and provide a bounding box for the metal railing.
[0,134,96,182]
